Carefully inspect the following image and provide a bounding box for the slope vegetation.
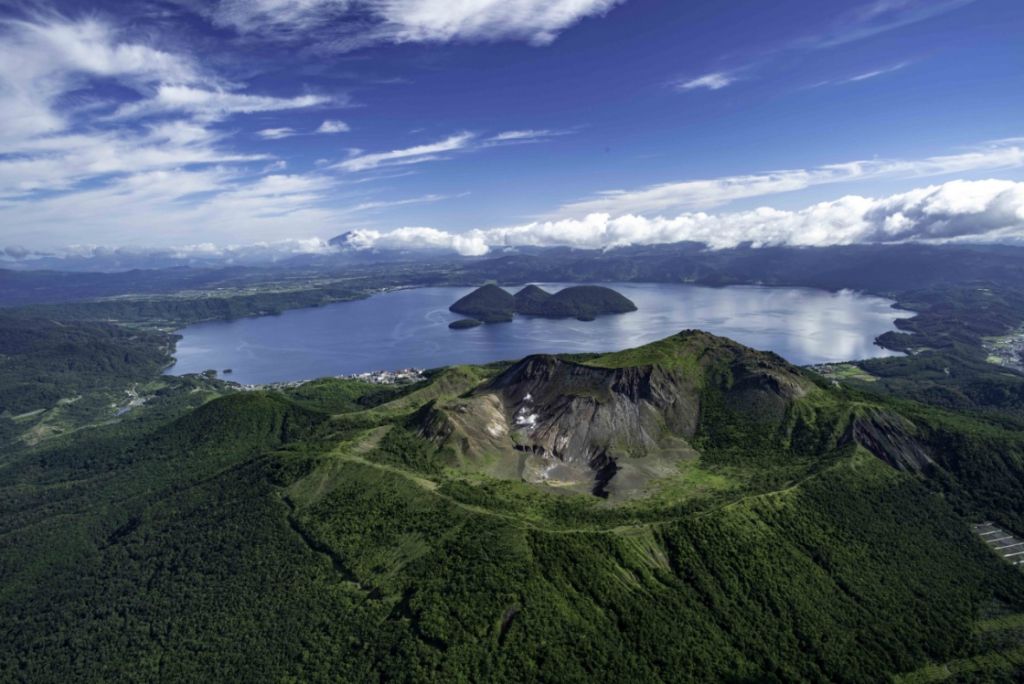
[4,331,1024,682]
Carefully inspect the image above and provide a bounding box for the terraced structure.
[975,523,1024,568]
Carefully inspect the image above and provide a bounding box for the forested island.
[449,283,637,324]
[448,318,482,329]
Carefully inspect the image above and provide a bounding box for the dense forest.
[449,284,637,323]
[852,286,1024,418]
[449,283,516,322]
[0,316,177,417]
[4,330,1024,681]
[0,284,370,328]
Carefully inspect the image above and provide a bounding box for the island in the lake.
[449,284,637,324]
[448,318,483,329]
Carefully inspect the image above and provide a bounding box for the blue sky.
[1,0,1023,260]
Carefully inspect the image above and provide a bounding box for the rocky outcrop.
[422,331,817,496]
[850,408,934,472]
[478,356,700,494]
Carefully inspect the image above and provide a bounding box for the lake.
[167,283,913,385]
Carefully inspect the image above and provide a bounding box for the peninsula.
[449,284,637,324]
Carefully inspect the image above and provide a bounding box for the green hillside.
[452,284,637,323]
[0,315,178,417]
[512,284,553,314]
[4,332,1024,682]
[449,284,515,323]
[537,284,638,318]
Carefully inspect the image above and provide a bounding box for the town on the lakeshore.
[984,330,1024,372]
[235,367,426,392]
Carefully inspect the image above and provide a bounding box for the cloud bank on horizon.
[335,178,1024,255]
[10,178,1024,264]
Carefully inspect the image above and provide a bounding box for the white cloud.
[17,179,1024,262]
[373,0,625,45]
[329,129,564,171]
[550,140,1024,218]
[339,179,1024,256]
[491,130,550,141]
[205,0,623,46]
[0,15,361,251]
[675,73,735,91]
[809,63,912,89]
[0,9,367,251]
[0,17,200,144]
[208,0,355,34]
[483,129,564,146]
[56,237,339,265]
[342,226,490,255]
[673,1,975,92]
[114,85,331,121]
[332,132,475,171]
[843,62,910,84]
[0,168,344,247]
[346,193,462,212]
[0,124,264,198]
[818,0,978,48]
[258,127,298,139]
[317,119,351,133]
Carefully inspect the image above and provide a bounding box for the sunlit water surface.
[168,283,913,385]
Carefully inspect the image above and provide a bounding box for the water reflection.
[168,283,913,385]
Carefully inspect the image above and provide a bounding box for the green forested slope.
[450,284,637,323]
[449,284,516,323]
[0,316,177,416]
[5,335,1024,682]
